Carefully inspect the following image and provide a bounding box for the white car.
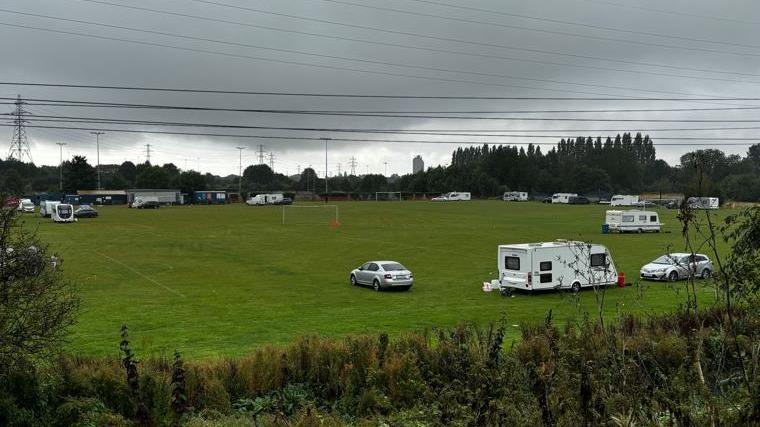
[350,261,413,291]
[17,198,35,213]
[640,253,713,281]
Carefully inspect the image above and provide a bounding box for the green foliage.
[62,155,96,192]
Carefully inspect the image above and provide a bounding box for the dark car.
[273,197,293,205]
[74,205,98,218]
[138,201,160,209]
[541,197,552,204]
[567,196,590,205]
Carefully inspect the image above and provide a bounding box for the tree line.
[1,133,759,200]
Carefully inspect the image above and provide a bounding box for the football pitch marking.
[99,252,186,298]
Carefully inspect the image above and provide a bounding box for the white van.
[503,191,528,201]
[489,240,618,294]
[52,203,76,223]
[40,201,60,217]
[610,195,640,206]
[605,210,662,233]
[551,193,577,204]
[687,197,719,210]
[246,193,284,206]
[17,198,35,213]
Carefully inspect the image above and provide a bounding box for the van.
[52,203,76,223]
[502,191,528,201]
[489,240,618,294]
[605,210,662,233]
[246,193,284,206]
[551,193,578,204]
[610,195,640,206]
[132,196,159,208]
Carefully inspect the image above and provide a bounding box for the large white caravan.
[432,192,471,201]
[551,193,578,204]
[605,210,662,233]
[687,197,719,210]
[39,200,60,217]
[51,203,76,223]
[610,195,640,207]
[502,191,528,201]
[489,240,618,294]
[246,193,284,206]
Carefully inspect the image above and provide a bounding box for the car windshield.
[382,263,406,271]
[652,255,677,265]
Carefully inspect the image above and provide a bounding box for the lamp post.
[56,142,66,190]
[90,131,105,189]
[235,146,246,201]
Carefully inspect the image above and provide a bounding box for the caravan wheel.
[571,282,581,293]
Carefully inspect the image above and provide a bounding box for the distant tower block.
[412,155,424,173]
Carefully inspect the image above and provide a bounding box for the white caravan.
[131,196,159,208]
[246,193,284,206]
[39,200,60,217]
[551,193,577,204]
[605,210,662,233]
[489,240,618,294]
[502,191,528,201]
[687,197,719,210]
[432,192,471,201]
[52,203,76,223]
[610,195,640,206]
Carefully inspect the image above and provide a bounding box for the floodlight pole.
[91,131,105,189]
[322,138,329,203]
[235,146,246,201]
[56,142,66,191]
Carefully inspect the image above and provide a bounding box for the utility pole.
[337,162,342,176]
[384,161,388,177]
[257,144,265,164]
[56,142,66,191]
[322,138,329,202]
[145,144,152,163]
[348,156,358,175]
[235,146,246,199]
[268,152,275,170]
[7,95,32,163]
[91,131,105,189]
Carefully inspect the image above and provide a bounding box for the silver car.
[350,261,413,291]
[640,253,713,281]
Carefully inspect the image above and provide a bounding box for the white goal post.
[375,191,402,201]
[282,204,340,225]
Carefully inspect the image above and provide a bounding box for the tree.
[298,167,319,191]
[118,161,137,186]
[0,204,80,372]
[62,156,96,193]
[243,164,275,187]
[1,169,25,195]
[177,170,206,195]
[135,166,170,188]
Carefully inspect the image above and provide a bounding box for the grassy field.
[27,201,727,358]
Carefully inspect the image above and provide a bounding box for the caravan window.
[539,274,552,283]
[504,256,520,270]
[590,253,607,267]
[540,261,552,271]
[650,215,657,222]
[622,215,634,222]
[639,215,647,221]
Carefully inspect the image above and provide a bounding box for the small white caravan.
[433,192,471,201]
[51,203,76,223]
[503,191,528,201]
[687,197,719,210]
[246,193,284,206]
[39,200,60,217]
[551,193,578,204]
[610,195,640,207]
[605,210,662,233]
[489,240,618,293]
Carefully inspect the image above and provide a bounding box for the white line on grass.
[99,253,186,298]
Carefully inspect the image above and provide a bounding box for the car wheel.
[571,282,581,293]
[373,279,381,292]
[668,271,679,282]
[350,275,357,286]
[701,269,711,279]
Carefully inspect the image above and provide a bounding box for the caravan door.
[498,246,531,290]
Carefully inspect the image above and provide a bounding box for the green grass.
[27,201,727,358]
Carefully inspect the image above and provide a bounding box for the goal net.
[282,204,340,226]
[375,191,402,201]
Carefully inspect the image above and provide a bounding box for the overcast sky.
[1,0,759,176]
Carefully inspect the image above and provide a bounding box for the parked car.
[567,196,590,205]
[137,201,160,209]
[74,205,98,218]
[640,253,713,281]
[350,261,413,291]
[273,197,293,205]
[17,198,35,213]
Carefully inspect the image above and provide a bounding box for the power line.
[573,0,759,26]
[1,123,757,145]
[76,0,760,79]
[2,82,760,100]
[1,13,747,98]
[7,97,760,114]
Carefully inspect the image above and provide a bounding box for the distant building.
[412,155,424,173]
